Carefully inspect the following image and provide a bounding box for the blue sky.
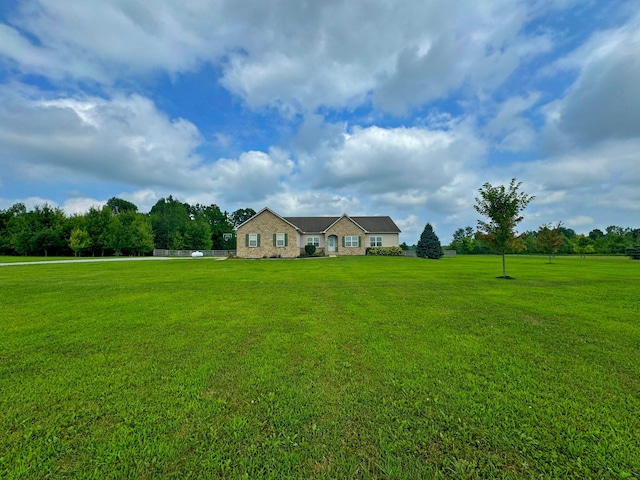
[1,0,639,243]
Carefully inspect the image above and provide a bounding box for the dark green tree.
[130,215,155,256]
[416,223,444,259]
[450,226,476,254]
[230,208,256,228]
[150,196,189,249]
[107,212,134,256]
[106,197,138,214]
[474,178,534,278]
[189,204,228,249]
[31,228,63,257]
[85,206,113,256]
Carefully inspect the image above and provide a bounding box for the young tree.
[536,222,564,263]
[572,234,594,259]
[474,178,534,278]
[416,223,444,259]
[69,228,92,257]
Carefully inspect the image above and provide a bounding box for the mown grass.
[0,255,638,479]
[0,256,79,263]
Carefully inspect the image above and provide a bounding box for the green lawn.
[1,255,638,479]
[0,256,80,263]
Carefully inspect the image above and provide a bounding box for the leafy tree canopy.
[106,197,138,214]
[474,178,534,278]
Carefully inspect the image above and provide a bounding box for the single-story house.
[235,207,401,258]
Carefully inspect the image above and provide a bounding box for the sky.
[1,0,639,244]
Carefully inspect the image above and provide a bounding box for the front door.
[328,235,336,253]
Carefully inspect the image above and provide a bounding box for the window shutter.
[358,236,362,247]
[245,234,249,247]
[257,234,260,247]
[273,233,276,246]
[342,236,345,247]
[284,233,288,246]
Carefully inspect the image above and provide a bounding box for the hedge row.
[365,246,404,256]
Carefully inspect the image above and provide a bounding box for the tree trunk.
[501,253,506,277]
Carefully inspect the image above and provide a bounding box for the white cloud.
[2,0,559,114]
[567,216,594,228]
[61,197,105,215]
[303,124,486,212]
[544,11,640,148]
[0,87,298,208]
[485,93,541,151]
[0,88,205,188]
[206,148,294,203]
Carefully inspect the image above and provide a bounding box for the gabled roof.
[235,207,301,231]
[236,208,401,234]
[284,214,401,233]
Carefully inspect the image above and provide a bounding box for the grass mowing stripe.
[1,255,638,478]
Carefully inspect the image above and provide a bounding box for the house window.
[307,236,320,247]
[275,232,288,247]
[370,236,383,247]
[344,236,360,247]
[247,233,259,247]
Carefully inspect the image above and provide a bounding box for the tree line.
[448,223,640,257]
[0,196,256,257]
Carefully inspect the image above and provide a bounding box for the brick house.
[235,207,401,258]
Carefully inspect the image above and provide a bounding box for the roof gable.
[235,207,301,231]
[239,208,401,233]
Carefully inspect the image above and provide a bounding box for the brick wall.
[236,210,300,258]
[325,217,367,256]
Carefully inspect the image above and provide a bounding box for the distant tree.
[184,213,213,250]
[474,178,534,278]
[230,208,256,228]
[588,229,604,240]
[130,215,155,256]
[450,226,476,254]
[68,228,92,257]
[107,213,133,256]
[150,196,189,249]
[626,245,640,260]
[521,230,538,254]
[191,204,230,249]
[85,206,113,256]
[0,204,25,255]
[106,197,138,214]
[572,234,594,259]
[536,222,564,263]
[604,225,632,254]
[31,228,63,257]
[416,223,444,259]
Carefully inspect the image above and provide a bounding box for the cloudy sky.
[1,0,639,243]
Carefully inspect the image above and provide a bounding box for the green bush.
[305,244,316,256]
[366,246,403,256]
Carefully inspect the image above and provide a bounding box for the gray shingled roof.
[283,215,401,233]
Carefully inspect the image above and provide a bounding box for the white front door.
[328,235,336,252]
